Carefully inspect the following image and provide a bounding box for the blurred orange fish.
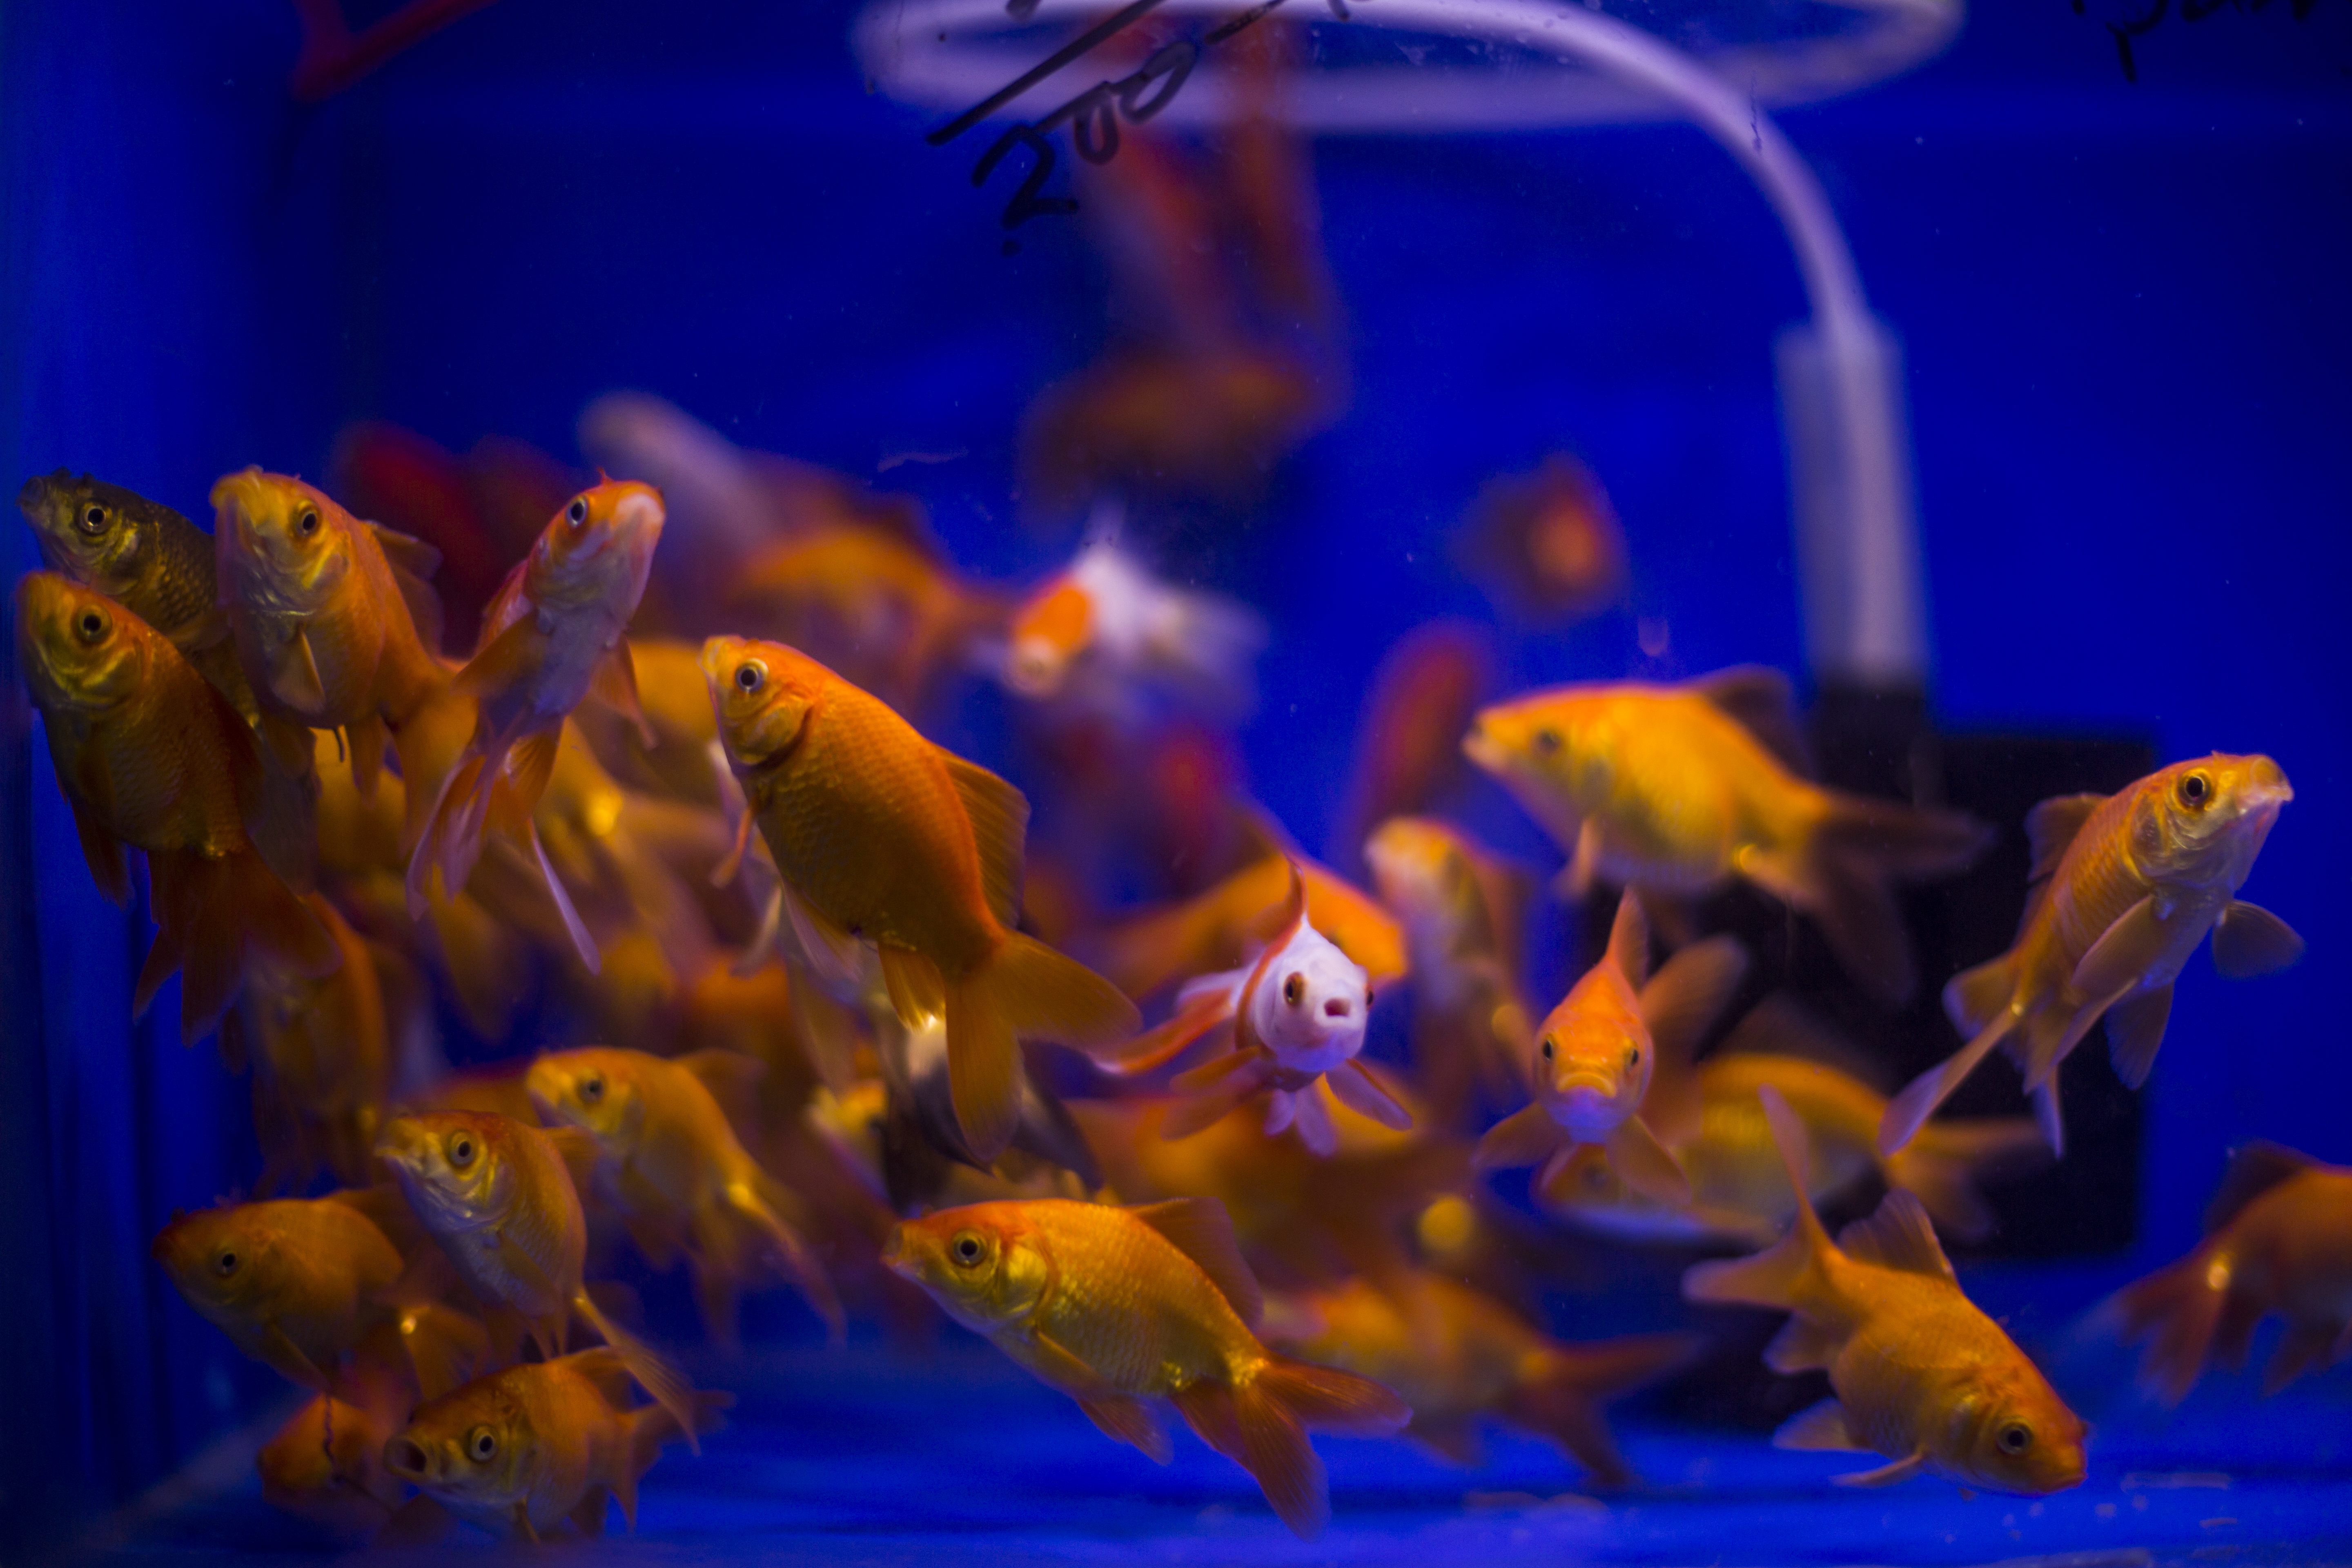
[1333,623,1494,866]
[1265,1272,1695,1484]
[1466,668,1989,1005]
[225,895,392,1194]
[407,479,665,968]
[1475,893,1745,1207]
[1883,755,2299,1158]
[256,1374,411,1536]
[374,1110,702,1446]
[16,572,337,1041]
[384,1348,727,1541]
[1455,454,1628,626]
[1684,1087,2087,1495]
[884,1197,1409,1538]
[702,635,1137,1160]
[2107,1140,2352,1404]
[732,524,1005,711]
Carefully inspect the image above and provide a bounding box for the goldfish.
[211,467,450,801]
[1882,755,2300,1158]
[15,572,337,1041]
[407,479,665,969]
[374,1110,702,1445]
[1543,1009,2046,1246]
[884,1197,1410,1538]
[1474,893,1746,1206]
[256,1375,410,1536]
[1464,668,1990,1005]
[1264,1273,1696,1484]
[2106,1140,2352,1403]
[1100,867,1407,1156]
[1454,454,1629,626]
[702,635,1138,1159]
[525,1046,844,1344]
[1332,622,1494,869]
[1684,1087,2088,1494]
[571,636,724,805]
[1091,811,1408,998]
[225,895,392,1194]
[150,1189,483,1399]
[1362,816,1532,1122]
[384,1349,726,1541]
[998,529,1265,723]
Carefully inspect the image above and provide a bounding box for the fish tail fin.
[403,745,490,917]
[570,1289,701,1454]
[1684,1086,1835,1314]
[1943,953,2016,1037]
[949,932,1140,1159]
[735,1168,847,1346]
[2104,1245,2227,1407]
[1500,1332,1702,1488]
[614,1391,733,1531]
[1886,1114,2049,1242]
[1766,792,1993,1006]
[1252,1354,1415,1437]
[141,847,339,1046]
[1878,1011,2016,1157]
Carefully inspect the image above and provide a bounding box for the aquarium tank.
[2,0,2348,1560]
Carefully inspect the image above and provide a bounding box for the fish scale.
[1023,1205,1247,1393]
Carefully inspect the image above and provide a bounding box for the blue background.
[2,0,2347,1549]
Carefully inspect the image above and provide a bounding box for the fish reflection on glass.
[1454,454,1628,626]
[256,1373,412,1536]
[1685,1087,2088,1496]
[1883,755,2300,1158]
[1465,667,1989,1005]
[884,1197,1409,1539]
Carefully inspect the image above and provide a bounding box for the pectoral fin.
[1606,1117,1692,1206]
[257,1321,332,1391]
[2104,983,2174,1090]
[1324,1059,1413,1131]
[267,627,327,713]
[1833,1453,1927,1488]
[2212,901,2304,979]
[588,640,655,747]
[781,880,864,987]
[1774,1398,1866,1452]
[2069,896,2165,1009]
[1077,1393,1174,1464]
[1473,1102,1563,1172]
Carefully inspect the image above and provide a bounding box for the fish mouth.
[1545,1082,1617,1129]
[1460,724,1508,773]
[878,1226,911,1276]
[383,1436,434,1483]
[16,474,49,514]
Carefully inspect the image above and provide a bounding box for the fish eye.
[1996,1422,2032,1456]
[466,1425,499,1462]
[1533,726,1562,755]
[212,1247,240,1278]
[2177,771,2212,810]
[295,508,320,537]
[580,1074,604,1104]
[447,1131,476,1167]
[1625,1046,1642,1070]
[74,608,107,644]
[734,662,764,693]
[950,1230,986,1267]
[1282,973,1305,1007]
[1365,986,1374,1009]
[1540,1036,1555,1060]
[566,495,590,528]
[78,502,109,535]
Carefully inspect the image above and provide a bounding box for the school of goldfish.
[11,380,2327,1543]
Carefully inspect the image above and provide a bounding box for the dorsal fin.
[1128,1197,1263,1327]
[2205,1140,2319,1233]
[1604,889,1650,989]
[562,1345,637,1409]
[2024,794,2105,886]
[938,750,1029,929]
[1835,1190,1953,1280]
[1693,666,1812,777]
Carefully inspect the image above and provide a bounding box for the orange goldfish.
[1684,1087,2087,1494]
[1544,1016,2045,1247]
[884,1197,1410,1538]
[1333,623,1494,866]
[374,1111,701,1445]
[1265,1273,1695,1484]
[1465,668,1989,1005]
[211,468,449,800]
[150,1190,482,1399]
[407,480,664,967]
[526,1046,844,1344]
[732,523,1005,710]
[2107,1140,2352,1403]
[999,530,1265,723]
[1882,755,2299,1158]
[1362,815,1533,1121]
[1475,893,1746,1206]
[384,1349,726,1541]
[225,895,392,1194]
[702,635,1138,1160]
[1100,868,1409,1156]
[256,1375,411,1536]
[1454,454,1628,626]
[16,572,336,1041]
[1091,813,1408,999]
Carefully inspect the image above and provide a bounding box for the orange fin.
[588,640,655,748]
[1094,988,1235,1075]
[2025,793,2105,884]
[1160,1057,1272,1141]
[1835,1190,1953,1279]
[1604,1117,1690,1206]
[880,944,948,1030]
[1775,1398,1866,1452]
[67,796,130,905]
[452,614,543,701]
[569,1287,699,1454]
[1473,1102,1562,1172]
[1603,889,1649,987]
[1128,1197,1262,1326]
[526,817,601,973]
[938,750,1029,930]
[1693,666,1812,776]
[1078,1394,1172,1463]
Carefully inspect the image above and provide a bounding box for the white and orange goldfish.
[1102,866,1408,1156]
[1465,669,1989,1004]
[1474,892,1745,1206]
[1685,1087,2088,1495]
[1883,755,2299,1158]
[884,1197,1410,1539]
